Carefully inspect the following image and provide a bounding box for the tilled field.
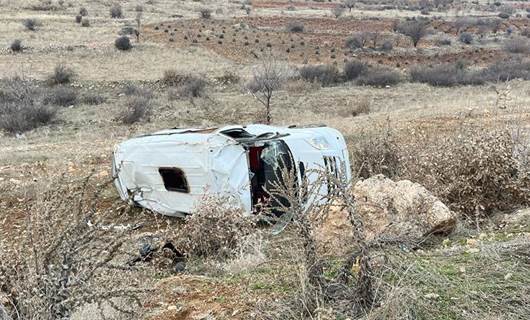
[144,15,524,66]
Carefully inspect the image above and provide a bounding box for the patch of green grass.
[379,234,530,320]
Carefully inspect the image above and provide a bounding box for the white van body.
[112,124,351,217]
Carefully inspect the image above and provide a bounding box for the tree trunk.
[266,97,271,124]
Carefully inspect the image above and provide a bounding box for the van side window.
[159,168,189,193]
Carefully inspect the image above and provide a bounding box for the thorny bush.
[0,77,57,134]
[0,176,148,319]
[349,122,401,179]
[401,127,530,220]
[119,96,152,124]
[174,196,256,260]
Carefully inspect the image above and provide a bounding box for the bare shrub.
[482,60,530,81]
[380,40,393,51]
[246,58,287,124]
[350,123,401,179]
[115,36,132,50]
[396,19,429,47]
[410,63,484,86]
[79,6,88,16]
[162,71,208,98]
[343,60,368,81]
[23,18,40,31]
[454,16,474,34]
[345,32,369,49]
[0,78,56,134]
[357,67,402,87]
[199,8,212,19]
[504,37,530,54]
[162,69,189,86]
[286,21,304,33]
[349,98,371,117]
[331,5,345,18]
[0,176,148,319]
[48,64,76,85]
[29,0,59,11]
[10,39,23,52]
[173,75,208,99]
[110,3,123,18]
[402,128,530,220]
[123,84,153,99]
[119,96,152,124]
[43,86,78,106]
[173,196,256,260]
[214,71,240,85]
[344,0,356,12]
[299,64,341,87]
[257,165,375,317]
[75,14,82,23]
[80,92,107,105]
[459,32,474,44]
[81,18,90,27]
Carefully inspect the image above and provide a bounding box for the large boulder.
[353,174,457,241]
[313,175,456,255]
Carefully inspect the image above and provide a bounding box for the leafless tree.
[396,19,430,48]
[343,0,356,12]
[246,57,286,124]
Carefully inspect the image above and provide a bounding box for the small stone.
[424,293,439,299]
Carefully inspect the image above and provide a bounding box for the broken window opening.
[159,168,189,193]
[248,140,296,215]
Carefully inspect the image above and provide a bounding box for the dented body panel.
[112,124,350,217]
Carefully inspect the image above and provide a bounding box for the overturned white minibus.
[112,124,351,217]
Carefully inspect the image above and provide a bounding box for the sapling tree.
[246,57,286,124]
